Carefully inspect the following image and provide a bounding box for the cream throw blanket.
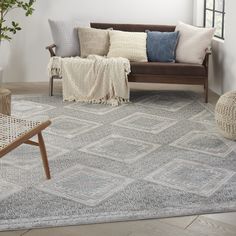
[48,55,131,106]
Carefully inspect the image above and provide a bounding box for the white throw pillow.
[48,19,80,57]
[175,22,215,64]
[107,31,147,62]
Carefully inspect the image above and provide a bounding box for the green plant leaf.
[0,0,36,42]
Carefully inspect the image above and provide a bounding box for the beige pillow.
[107,31,147,62]
[175,22,215,64]
[78,27,110,57]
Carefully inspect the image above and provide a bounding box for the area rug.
[0,90,236,231]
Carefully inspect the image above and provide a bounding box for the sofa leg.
[49,77,54,96]
[204,80,208,103]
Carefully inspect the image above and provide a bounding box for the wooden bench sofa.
[46,23,211,103]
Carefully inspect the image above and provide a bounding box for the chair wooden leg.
[38,132,51,179]
[49,77,54,96]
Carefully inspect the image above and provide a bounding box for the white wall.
[194,0,236,94]
[4,0,193,83]
[222,0,236,92]
[193,0,204,26]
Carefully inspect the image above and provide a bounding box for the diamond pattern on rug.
[112,112,177,134]
[1,144,69,170]
[170,131,233,157]
[0,179,23,201]
[1,92,236,231]
[12,100,55,118]
[145,159,235,197]
[37,165,133,206]
[189,110,215,125]
[0,162,48,187]
[137,93,192,111]
[25,114,51,123]
[65,103,125,115]
[45,115,101,138]
[80,135,159,163]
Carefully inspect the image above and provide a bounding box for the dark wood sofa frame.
[46,23,211,103]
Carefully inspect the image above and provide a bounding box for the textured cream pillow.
[107,31,148,62]
[78,27,110,57]
[175,22,215,64]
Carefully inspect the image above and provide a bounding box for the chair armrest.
[203,48,212,68]
[46,44,56,57]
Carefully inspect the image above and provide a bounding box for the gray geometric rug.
[1,91,236,231]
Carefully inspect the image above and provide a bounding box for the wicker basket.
[215,91,236,140]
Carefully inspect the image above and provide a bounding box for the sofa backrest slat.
[90,23,176,32]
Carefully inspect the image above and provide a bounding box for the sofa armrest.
[46,44,56,57]
[203,48,212,68]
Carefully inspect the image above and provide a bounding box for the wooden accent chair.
[0,114,51,179]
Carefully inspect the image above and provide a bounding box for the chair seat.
[0,113,51,179]
[130,62,207,77]
[0,114,41,150]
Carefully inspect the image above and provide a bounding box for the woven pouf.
[215,91,236,140]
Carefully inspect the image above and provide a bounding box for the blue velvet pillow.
[147,31,179,62]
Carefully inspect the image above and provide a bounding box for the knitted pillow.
[78,27,111,58]
[107,31,147,62]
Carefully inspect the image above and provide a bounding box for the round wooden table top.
[0,87,11,96]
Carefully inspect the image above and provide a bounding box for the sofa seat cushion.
[130,62,206,77]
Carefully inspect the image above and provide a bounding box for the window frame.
[204,0,225,40]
